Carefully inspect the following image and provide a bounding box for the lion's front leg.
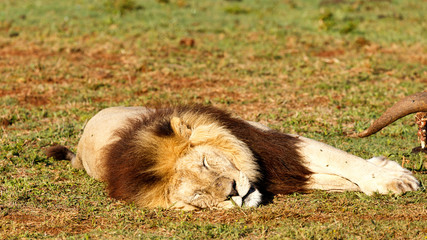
[296,135,420,195]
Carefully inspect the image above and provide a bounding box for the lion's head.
[169,145,255,209]
[103,110,262,210]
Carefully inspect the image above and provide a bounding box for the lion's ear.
[170,117,192,140]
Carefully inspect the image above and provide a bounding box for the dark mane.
[102,108,178,206]
[103,104,312,206]
[175,105,312,196]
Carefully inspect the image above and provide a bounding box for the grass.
[1,0,426,238]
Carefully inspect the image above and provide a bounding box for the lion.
[46,105,420,210]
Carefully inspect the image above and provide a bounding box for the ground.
[1,0,426,239]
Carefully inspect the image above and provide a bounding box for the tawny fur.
[46,105,420,210]
[101,107,262,208]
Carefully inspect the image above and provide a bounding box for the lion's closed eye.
[202,155,210,169]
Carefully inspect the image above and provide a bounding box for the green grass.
[1,0,427,239]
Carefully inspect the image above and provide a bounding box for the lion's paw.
[217,188,262,209]
[360,157,419,195]
[243,187,262,207]
[217,199,241,209]
[367,156,410,173]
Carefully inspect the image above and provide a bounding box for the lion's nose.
[227,180,239,197]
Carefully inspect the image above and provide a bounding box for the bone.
[358,92,427,138]
[415,112,427,149]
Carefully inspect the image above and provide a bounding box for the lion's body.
[46,105,420,210]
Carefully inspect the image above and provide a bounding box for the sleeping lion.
[46,105,420,210]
